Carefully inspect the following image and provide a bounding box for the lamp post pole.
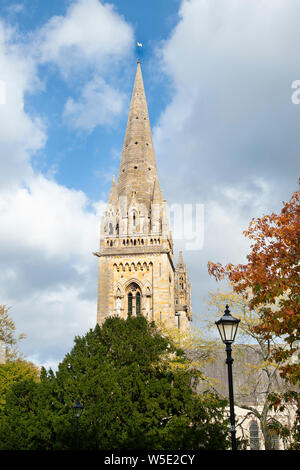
[76,413,80,450]
[215,305,240,451]
[226,343,237,450]
[73,400,84,450]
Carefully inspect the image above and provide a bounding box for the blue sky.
[0,0,180,203]
[0,0,299,369]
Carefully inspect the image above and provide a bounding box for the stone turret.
[175,251,193,332]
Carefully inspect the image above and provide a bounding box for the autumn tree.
[155,319,219,373]
[0,305,26,362]
[207,180,300,448]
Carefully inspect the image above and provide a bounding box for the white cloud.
[176,179,271,325]
[63,76,126,131]
[155,0,300,201]
[0,22,46,188]
[4,3,24,16]
[36,0,134,132]
[0,175,100,261]
[10,286,97,370]
[38,0,134,75]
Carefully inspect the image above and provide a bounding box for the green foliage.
[0,316,229,450]
[0,360,39,412]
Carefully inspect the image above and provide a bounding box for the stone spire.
[117,61,160,210]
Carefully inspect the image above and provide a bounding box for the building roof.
[189,344,287,406]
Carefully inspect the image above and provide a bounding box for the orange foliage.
[208,179,300,386]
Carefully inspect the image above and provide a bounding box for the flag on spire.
[136,42,143,63]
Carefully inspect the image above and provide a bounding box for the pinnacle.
[152,178,163,203]
[108,175,118,206]
[177,251,185,268]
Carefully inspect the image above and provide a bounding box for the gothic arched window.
[270,434,280,450]
[109,223,113,235]
[249,421,260,450]
[128,292,133,316]
[269,429,280,450]
[136,292,141,315]
[126,282,141,317]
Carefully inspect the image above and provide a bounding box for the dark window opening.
[250,422,260,450]
[270,432,280,450]
[136,292,141,315]
[128,293,133,316]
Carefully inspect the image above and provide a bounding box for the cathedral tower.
[94,61,192,332]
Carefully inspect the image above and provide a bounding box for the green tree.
[0,360,39,412]
[0,316,230,450]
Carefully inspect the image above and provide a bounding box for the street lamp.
[215,305,240,451]
[73,400,84,449]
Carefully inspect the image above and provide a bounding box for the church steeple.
[117,61,160,209]
[95,61,192,335]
